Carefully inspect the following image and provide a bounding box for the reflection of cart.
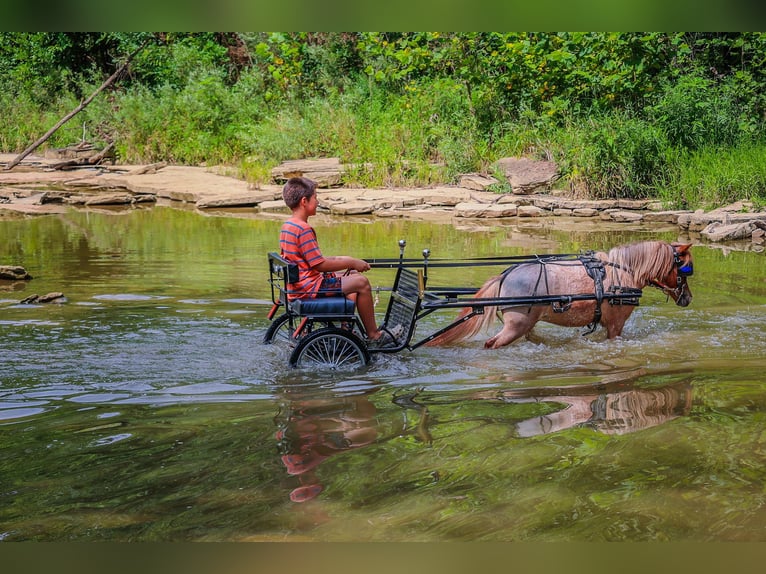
[264,240,643,369]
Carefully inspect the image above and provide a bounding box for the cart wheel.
[263,313,293,344]
[289,327,370,369]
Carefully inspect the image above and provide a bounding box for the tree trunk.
[4,39,150,171]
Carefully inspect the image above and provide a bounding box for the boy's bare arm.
[314,256,370,273]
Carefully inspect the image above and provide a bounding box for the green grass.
[659,143,766,210]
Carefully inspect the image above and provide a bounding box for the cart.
[263,240,643,369]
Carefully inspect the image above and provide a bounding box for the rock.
[563,199,619,210]
[495,157,559,195]
[44,143,105,161]
[642,210,692,223]
[195,190,276,208]
[572,208,599,217]
[458,173,499,191]
[678,210,766,232]
[0,265,32,280]
[608,211,644,223]
[0,202,69,215]
[271,158,344,187]
[257,199,290,212]
[517,205,545,217]
[84,192,135,205]
[616,199,651,210]
[19,292,66,304]
[329,201,375,215]
[709,200,755,214]
[127,162,167,175]
[701,220,766,242]
[454,202,518,218]
[407,187,473,206]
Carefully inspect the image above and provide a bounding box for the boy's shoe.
[367,325,405,349]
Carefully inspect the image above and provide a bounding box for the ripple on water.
[0,319,61,326]
[91,294,171,301]
[0,406,49,422]
[89,433,132,447]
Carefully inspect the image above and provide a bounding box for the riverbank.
[2,153,765,248]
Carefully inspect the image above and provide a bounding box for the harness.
[580,255,606,335]
[498,252,640,336]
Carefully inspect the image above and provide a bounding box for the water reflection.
[475,376,693,437]
[274,387,379,503]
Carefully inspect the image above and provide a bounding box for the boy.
[279,176,394,346]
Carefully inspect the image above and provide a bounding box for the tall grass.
[659,144,766,209]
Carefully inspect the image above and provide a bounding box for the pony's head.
[649,242,693,307]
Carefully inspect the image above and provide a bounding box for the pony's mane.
[606,241,674,286]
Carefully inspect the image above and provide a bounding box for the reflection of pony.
[493,379,694,437]
[428,241,694,349]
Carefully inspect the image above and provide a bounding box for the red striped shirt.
[279,218,326,299]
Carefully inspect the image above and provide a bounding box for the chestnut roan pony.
[427,241,693,349]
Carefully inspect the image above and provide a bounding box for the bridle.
[649,245,693,300]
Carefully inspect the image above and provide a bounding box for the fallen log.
[51,141,116,170]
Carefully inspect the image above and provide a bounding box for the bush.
[649,72,749,150]
[568,114,671,199]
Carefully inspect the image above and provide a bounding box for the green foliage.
[3,32,766,204]
[569,114,672,199]
[649,72,752,149]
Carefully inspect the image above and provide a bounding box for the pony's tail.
[425,276,502,346]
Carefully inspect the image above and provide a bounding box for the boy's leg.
[340,273,379,338]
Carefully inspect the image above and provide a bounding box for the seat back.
[267,252,354,317]
[268,252,298,306]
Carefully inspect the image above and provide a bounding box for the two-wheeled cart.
[263,240,643,369]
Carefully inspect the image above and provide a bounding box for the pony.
[427,240,693,349]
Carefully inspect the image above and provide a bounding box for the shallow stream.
[2,205,765,541]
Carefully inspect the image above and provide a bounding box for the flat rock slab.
[701,220,766,242]
[271,158,344,187]
[329,201,375,215]
[604,210,645,223]
[454,202,518,218]
[679,210,766,231]
[458,173,500,190]
[0,202,68,215]
[495,157,559,194]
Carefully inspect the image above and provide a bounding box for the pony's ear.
[672,242,692,253]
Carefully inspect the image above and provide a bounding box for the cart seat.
[290,296,355,316]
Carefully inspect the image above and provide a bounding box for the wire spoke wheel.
[289,327,370,369]
[263,313,294,344]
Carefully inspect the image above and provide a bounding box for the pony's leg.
[484,309,538,349]
[603,308,635,339]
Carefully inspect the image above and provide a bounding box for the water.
[1,205,766,541]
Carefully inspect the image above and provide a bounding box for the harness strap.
[580,255,606,335]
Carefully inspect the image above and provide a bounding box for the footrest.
[290,296,355,315]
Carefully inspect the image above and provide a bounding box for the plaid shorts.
[318,274,343,297]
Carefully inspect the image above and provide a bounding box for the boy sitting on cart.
[279,176,396,347]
